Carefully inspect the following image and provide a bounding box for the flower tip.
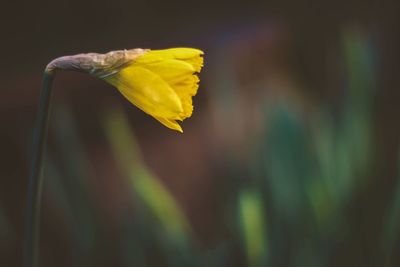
[172,123,183,133]
[168,123,183,133]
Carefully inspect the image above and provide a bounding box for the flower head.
[46,48,204,132]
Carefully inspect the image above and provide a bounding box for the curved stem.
[23,70,55,267]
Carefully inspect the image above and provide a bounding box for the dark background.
[1,0,400,266]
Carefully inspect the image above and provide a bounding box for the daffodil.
[25,47,203,267]
[46,47,204,132]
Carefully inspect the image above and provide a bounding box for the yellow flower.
[46,47,204,132]
[103,48,203,132]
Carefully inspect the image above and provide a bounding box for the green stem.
[23,70,55,267]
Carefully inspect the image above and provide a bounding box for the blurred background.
[1,0,400,266]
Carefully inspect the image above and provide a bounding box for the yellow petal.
[180,55,204,73]
[168,48,203,72]
[137,58,201,119]
[140,59,195,84]
[165,48,204,60]
[135,48,204,72]
[135,48,203,62]
[155,117,183,133]
[104,65,183,120]
[171,74,200,119]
